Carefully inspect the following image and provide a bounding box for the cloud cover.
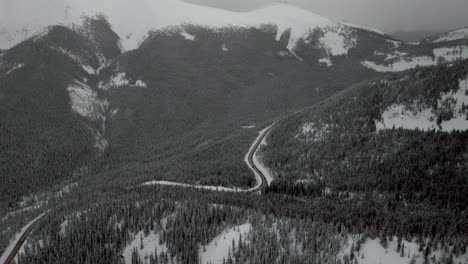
[186,0,468,33]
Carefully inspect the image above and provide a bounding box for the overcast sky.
[187,0,468,33]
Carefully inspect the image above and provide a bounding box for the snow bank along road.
[142,124,274,192]
[0,213,45,264]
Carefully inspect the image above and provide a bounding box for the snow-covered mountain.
[0,0,383,53]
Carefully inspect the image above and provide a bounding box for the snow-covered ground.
[362,46,468,72]
[198,223,251,264]
[338,235,468,264]
[376,76,468,132]
[0,213,46,264]
[0,0,379,54]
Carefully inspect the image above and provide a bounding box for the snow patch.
[81,64,95,75]
[319,57,332,67]
[99,73,147,89]
[242,125,255,129]
[67,80,102,120]
[199,223,251,264]
[221,44,229,52]
[98,72,129,90]
[131,80,147,88]
[180,31,195,41]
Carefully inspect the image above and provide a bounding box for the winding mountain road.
[245,125,273,192]
[0,213,45,264]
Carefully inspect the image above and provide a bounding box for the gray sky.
[186,0,468,34]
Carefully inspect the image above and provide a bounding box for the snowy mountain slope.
[0,0,383,54]
[424,28,468,43]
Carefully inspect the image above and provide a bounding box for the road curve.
[246,125,273,193]
[1,214,45,264]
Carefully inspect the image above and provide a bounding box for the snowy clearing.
[376,76,468,132]
[0,213,46,264]
[141,180,242,192]
[199,223,251,264]
[338,235,468,264]
[296,122,331,142]
[122,230,174,264]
